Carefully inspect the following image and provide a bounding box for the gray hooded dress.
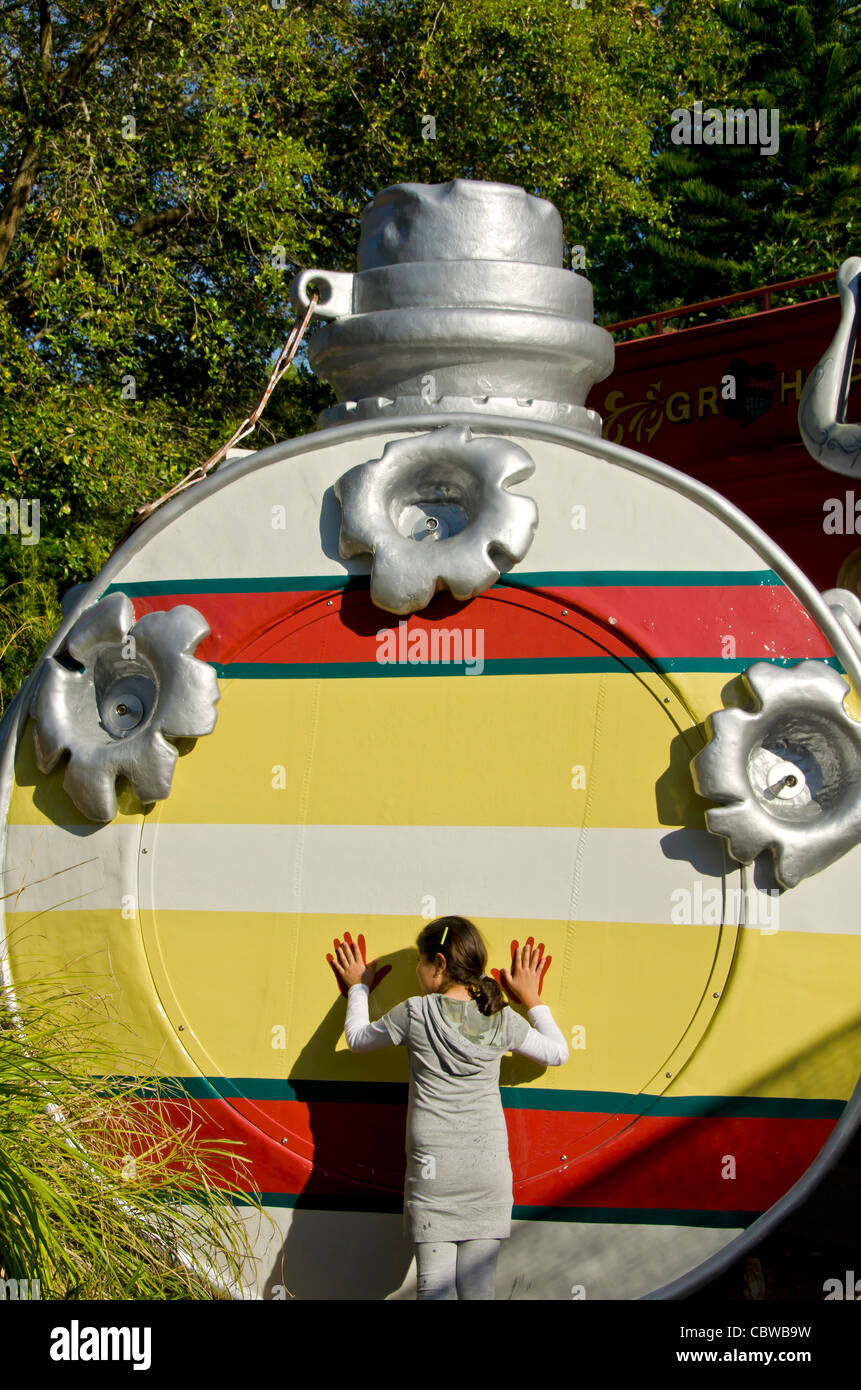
[380,993,532,1243]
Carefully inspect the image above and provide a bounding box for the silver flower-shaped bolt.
[334,425,538,614]
[30,592,220,822]
[691,659,861,888]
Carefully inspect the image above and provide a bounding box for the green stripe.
[511,1206,757,1228]
[228,1192,757,1227]
[101,569,782,597]
[103,576,357,595]
[210,656,842,679]
[498,570,783,588]
[114,1076,846,1119]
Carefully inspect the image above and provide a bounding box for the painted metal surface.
[692,659,861,888]
[334,426,538,613]
[2,412,861,1298]
[289,179,613,430]
[799,258,861,476]
[28,592,219,822]
[2,176,860,1299]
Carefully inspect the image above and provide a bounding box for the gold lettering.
[698,385,719,418]
[666,391,692,423]
[780,368,804,404]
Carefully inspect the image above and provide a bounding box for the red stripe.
[129,1098,836,1216]
[128,584,832,664]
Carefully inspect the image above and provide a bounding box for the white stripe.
[114,435,770,583]
[6,821,861,934]
[2,823,140,914]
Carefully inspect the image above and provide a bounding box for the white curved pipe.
[799,256,861,475]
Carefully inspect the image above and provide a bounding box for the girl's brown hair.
[417,915,507,1017]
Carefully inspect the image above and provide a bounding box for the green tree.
[641,0,861,306]
[0,0,738,708]
[0,0,332,709]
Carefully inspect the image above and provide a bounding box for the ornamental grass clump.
[0,972,262,1299]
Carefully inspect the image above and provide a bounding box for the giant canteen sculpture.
[2,180,860,1299]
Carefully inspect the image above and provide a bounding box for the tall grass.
[0,970,267,1299]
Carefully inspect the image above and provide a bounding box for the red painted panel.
[127,583,831,665]
[129,1097,837,1219]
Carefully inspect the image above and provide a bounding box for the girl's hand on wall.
[492,937,551,1009]
[328,932,392,997]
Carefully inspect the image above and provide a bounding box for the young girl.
[329,914,568,1300]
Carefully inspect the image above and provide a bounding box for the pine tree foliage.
[642,0,861,302]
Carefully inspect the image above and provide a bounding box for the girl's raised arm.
[344,982,400,1051]
[329,934,400,1050]
[510,1004,569,1066]
[497,939,568,1065]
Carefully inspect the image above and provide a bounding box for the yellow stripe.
[6,908,859,1101]
[10,671,719,829]
[3,909,194,1076]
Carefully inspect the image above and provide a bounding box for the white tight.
[414,1239,501,1300]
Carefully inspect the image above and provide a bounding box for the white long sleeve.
[344,983,393,1051]
[514,1004,569,1066]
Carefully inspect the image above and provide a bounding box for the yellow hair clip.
[440,924,449,945]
